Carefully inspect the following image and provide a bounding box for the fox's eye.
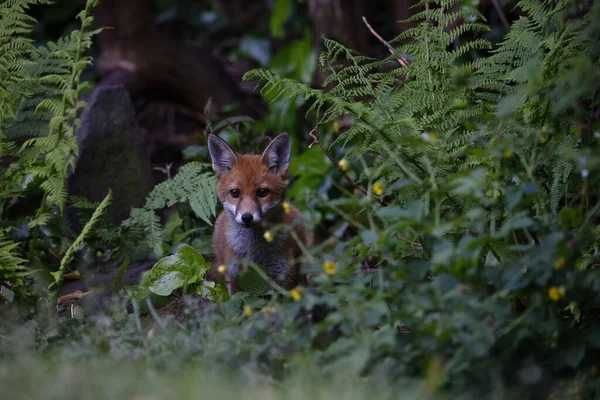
[230,189,240,198]
[257,188,269,198]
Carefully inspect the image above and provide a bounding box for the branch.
[396,235,422,248]
[362,16,410,67]
[308,118,389,207]
[491,0,511,32]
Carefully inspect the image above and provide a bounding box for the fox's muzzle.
[223,200,262,226]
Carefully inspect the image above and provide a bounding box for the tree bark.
[93,0,251,117]
[307,0,369,55]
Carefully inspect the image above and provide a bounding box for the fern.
[3,0,99,215]
[245,0,494,221]
[246,0,599,232]
[0,228,29,303]
[0,0,99,299]
[122,163,218,258]
[51,189,112,288]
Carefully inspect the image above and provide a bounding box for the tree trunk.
[93,0,251,117]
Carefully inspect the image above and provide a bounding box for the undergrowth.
[1,0,600,399]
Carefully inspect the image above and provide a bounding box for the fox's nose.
[241,213,254,225]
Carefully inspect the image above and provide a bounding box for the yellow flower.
[323,260,337,276]
[217,264,227,275]
[503,151,513,159]
[548,286,566,301]
[243,304,253,317]
[338,158,351,171]
[333,120,341,133]
[540,135,548,144]
[282,201,291,214]
[263,230,274,243]
[290,288,302,301]
[554,257,566,270]
[372,182,385,196]
[422,132,438,142]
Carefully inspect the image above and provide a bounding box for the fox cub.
[208,133,310,295]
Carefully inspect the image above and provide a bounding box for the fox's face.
[208,133,291,227]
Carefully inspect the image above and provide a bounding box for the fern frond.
[51,189,111,287]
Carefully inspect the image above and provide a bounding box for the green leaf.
[200,281,230,303]
[223,292,249,318]
[360,230,378,245]
[269,0,292,38]
[142,245,211,296]
[562,342,586,369]
[212,116,255,133]
[496,211,534,238]
[269,28,316,83]
[123,284,151,301]
[238,267,271,296]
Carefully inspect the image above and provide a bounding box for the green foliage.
[269,0,292,39]
[121,162,217,258]
[238,0,600,396]
[4,0,99,211]
[131,244,222,301]
[0,229,29,303]
[51,189,111,288]
[2,1,600,399]
[0,0,99,300]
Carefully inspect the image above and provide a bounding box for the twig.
[486,243,502,263]
[308,119,389,207]
[396,235,422,248]
[367,152,384,159]
[362,16,410,67]
[491,0,511,32]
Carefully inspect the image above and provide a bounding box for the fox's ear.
[208,134,238,174]
[261,132,291,175]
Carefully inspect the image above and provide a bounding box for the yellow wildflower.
[263,230,274,243]
[422,132,438,142]
[548,286,566,301]
[372,182,385,196]
[217,264,227,275]
[554,257,566,270]
[323,260,337,276]
[503,151,513,159]
[290,288,302,301]
[243,304,253,317]
[338,158,351,171]
[333,120,341,133]
[282,201,291,214]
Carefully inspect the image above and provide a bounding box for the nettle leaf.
[238,266,271,296]
[222,292,250,318]
[141,244,211,296]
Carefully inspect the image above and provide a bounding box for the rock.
[67,85,153,228]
